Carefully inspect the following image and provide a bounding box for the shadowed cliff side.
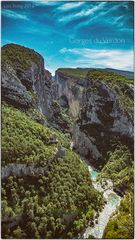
[1,44,134,239]
[1,44,71,131]
[55,68,133,168]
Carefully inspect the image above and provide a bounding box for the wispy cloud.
[2,10,29,20]
[74,4,119,29]
[58,2,106,23]
[60,48,133,71]
[57,2,85,11]
[33,1,60,6]
[76,2,106,17]
[2,1,133,73]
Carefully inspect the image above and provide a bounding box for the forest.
[2,104,104,239]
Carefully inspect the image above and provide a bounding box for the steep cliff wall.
[1,44,134,239]
[2,44,53,120]
[1,44,72,135]
[56,68,134,167]
[55,69,88,118]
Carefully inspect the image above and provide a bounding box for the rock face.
[1,146,65,179]
[56,69,134,167]
[2,64,33,108]
[55,69,87,118]
[1,44,71,131]
[2,45,134,167]
[2,44,53,119]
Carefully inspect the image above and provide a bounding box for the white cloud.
[2,10,28,20]
[60,48,77,54]
[57,2,85,11]
[58,2,106,23]
[60,48,133,71]
[75,2,106,18]
[33,1,59,6]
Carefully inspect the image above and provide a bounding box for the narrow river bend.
[83,165,121,239]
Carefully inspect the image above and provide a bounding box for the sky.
[1,1,134,75]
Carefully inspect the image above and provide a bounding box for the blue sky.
[2,1,134,74]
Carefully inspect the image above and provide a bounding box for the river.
[83,165,121,239]
[70,141,121,239]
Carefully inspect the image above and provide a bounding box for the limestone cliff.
[2,44,53,123]
[2,45,133,167]
[1,44,134,239]
[56,68,134,167]
[55,68,88,118]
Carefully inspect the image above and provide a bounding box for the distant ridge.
[104,68,134,79]
[58,67,134,80]
[75,67,134,79]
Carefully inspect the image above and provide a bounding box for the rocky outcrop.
[2,146,65,179]
[73,124,102,163]
[73,74,134,167]
[2,214,22,229]
[2,64,33,108]
[2,45,134,168]
[55,69,86,118]
[1,44,72,132]
[56,69,133,167]
[2,163,52,180]
[2,44,53,120]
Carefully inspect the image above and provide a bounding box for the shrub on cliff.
[86,70,133,113]
[56,68,89,79]
[2,43,43,70]
[98,145,133,194]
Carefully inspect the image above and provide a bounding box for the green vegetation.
[2,104,70,166]
[26,107,46,124]
[2,44,42,70]
[60,104,73,126]
[57,68,89,79]
[51,100,73,130]
[2,43,134,239]
[2,150,104,238]
[87,70,134,113]
[88,235,95,239]
[2,103,104,239]
[101,146,134,239]
[84,69,134,240]
[98,145,133,193]
[87,69,133,85]
[103,192,134,239]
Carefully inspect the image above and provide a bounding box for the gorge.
[83,165,120,239]
[1,44,134,239]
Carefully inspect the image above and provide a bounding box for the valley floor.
[83,165,120,239]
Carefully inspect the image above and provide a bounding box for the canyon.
[1,44,134,239]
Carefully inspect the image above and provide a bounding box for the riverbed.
[83,165,121,239]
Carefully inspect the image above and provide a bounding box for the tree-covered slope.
[103,192,134,239]
[2,43,43,70]
[1,43,134,239]
[56,68,89,80]
[2,104,70,166]
[2,104,104,239]
[98,146,134,239]
[98,146,133,195]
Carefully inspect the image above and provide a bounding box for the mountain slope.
[1,43,134,239]
[1,44,104,239]
[55,68,133,168]
[2,103,104,239]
